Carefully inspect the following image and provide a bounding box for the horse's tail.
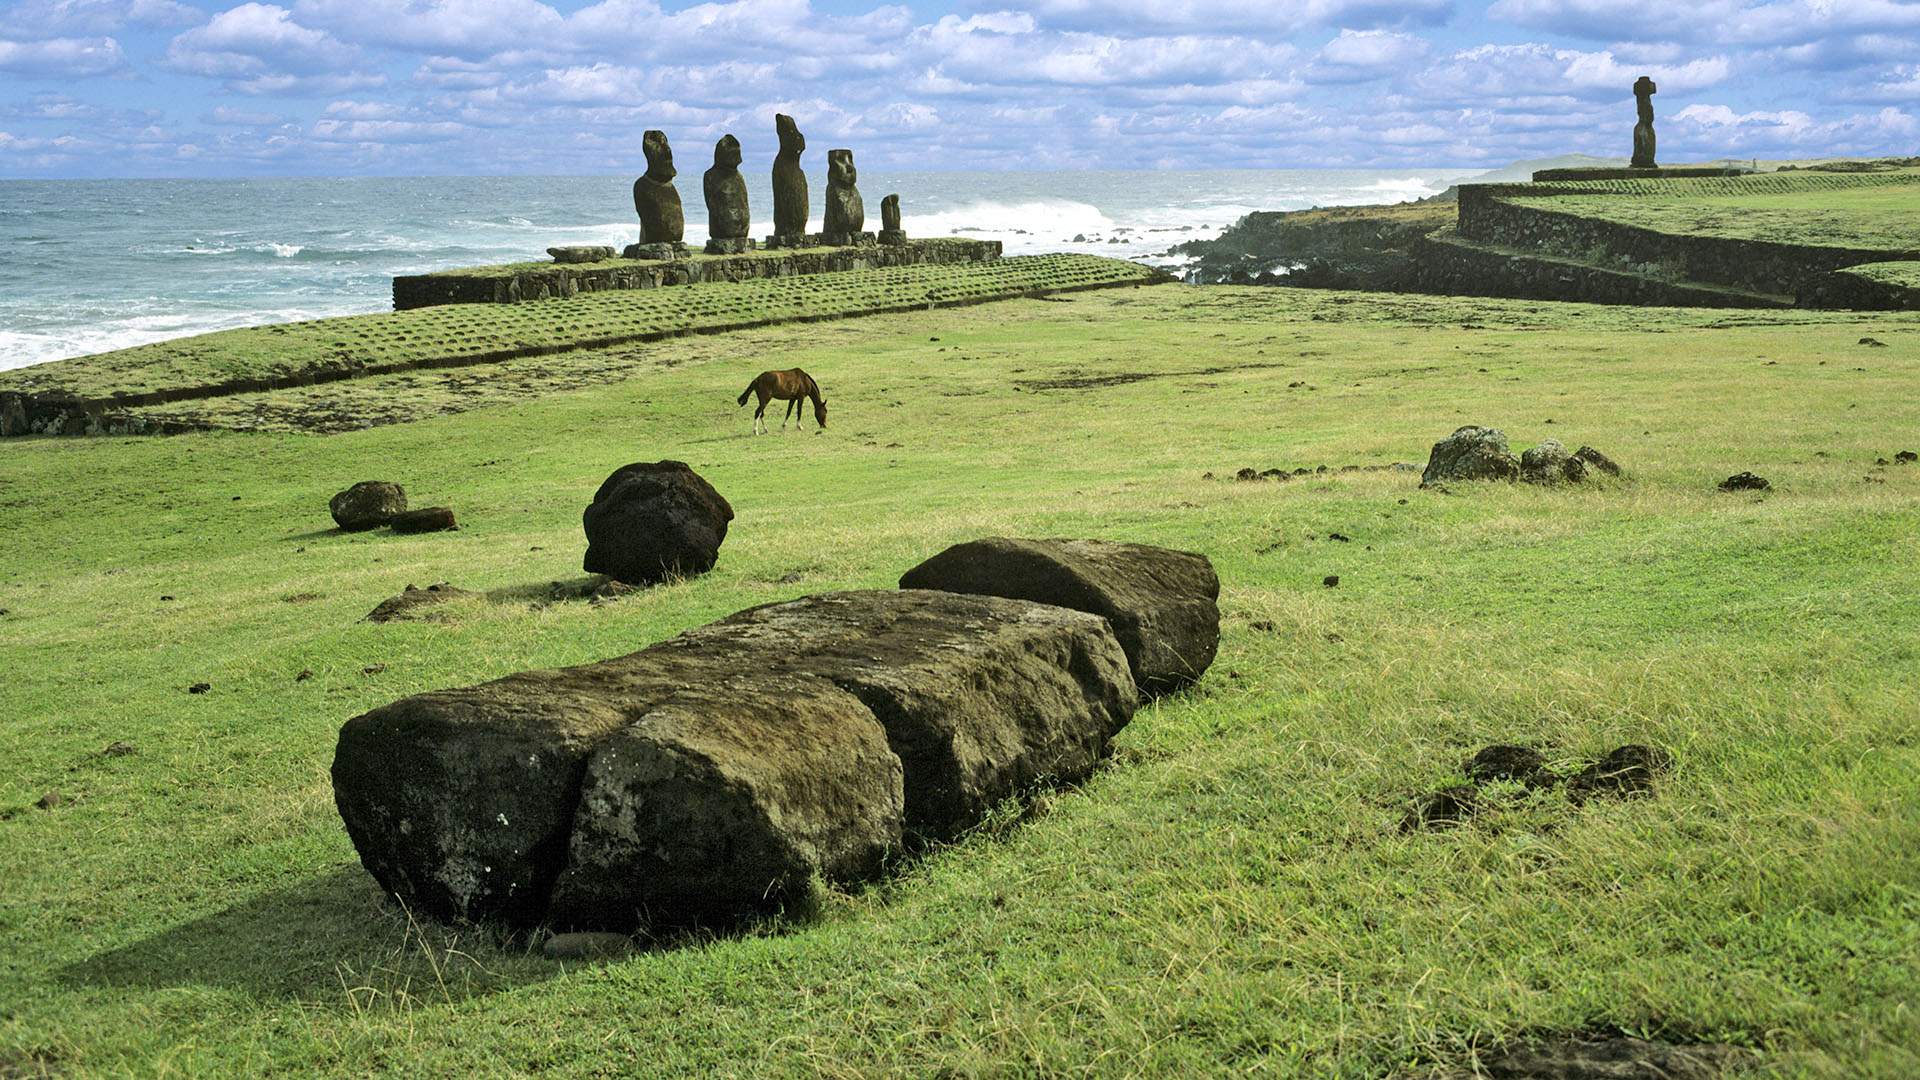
[737,381,754,407]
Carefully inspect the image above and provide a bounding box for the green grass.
[1838,261,1920,290]
[1504,171,1920,251]
[0,255,1160,404]
[3,285,1920,1077]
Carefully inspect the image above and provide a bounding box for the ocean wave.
[263,243,304,258]
[0,304,379,370]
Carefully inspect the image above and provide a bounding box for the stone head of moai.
[828,148,857,187]
[775,113,805,159]
[713,133,742,171]
[643,130,676,183]
[1634,77,1657,112]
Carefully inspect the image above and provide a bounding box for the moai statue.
[630,129,687,259]
[878,193,906,246]
[768,114,809,248]
[703,134,754,254]
[821,149,871,247]
[1631,76,1657,169]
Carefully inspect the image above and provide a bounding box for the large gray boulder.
[671,590,1136,841]
[582,461,733,585]
[898,538,1219,697]
[330,481,406,530]
[1421,426,1520,486]
[332,648,902,928]
[548,674,901,930]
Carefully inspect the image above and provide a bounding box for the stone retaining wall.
[393,238,1003,310]
[1456,184,1916,299]
[1795,265,1920,310]
[1411,228,1787,309]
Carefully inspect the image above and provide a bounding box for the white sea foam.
[0,305,377,371]
[265,243,304,258]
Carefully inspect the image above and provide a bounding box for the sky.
[1,0,1918,177]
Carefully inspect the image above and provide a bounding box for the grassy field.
[1505,171,1920,251]
[1840,261,1920,290]
[0,255,1159,404]
[3,285,1919,1077]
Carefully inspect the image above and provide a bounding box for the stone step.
[1415,227,1796,309]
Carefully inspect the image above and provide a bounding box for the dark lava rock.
[1323,575,1340,588]
[1573,445,1622,477]
[1859,336,1888,347]
[389,507,457,534]
[672,590,1136,841]
[103,740,135,757]
[547,673,903,931]
[330,481,407,531]
[36,791,63,811]
[1464,1033,1753,1079]
[582,461,734,586]
[542,932,632,961]
[898,537,1220,697]
[366,583,476,623]
[1718,472,1770,493]
[547,246,614,264]
[1465,745,1553,787]
[1235,467,1259,481]
[1400,785,1476,832]
[1422,426,1520,486]
[1896,450,1917,464]
[1520,439,1589,485]
[1568,744,1673,803]
[187,682,210,694]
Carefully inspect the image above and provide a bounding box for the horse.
[737,368,827,435]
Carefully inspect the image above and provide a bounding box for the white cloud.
[1016,0,1452,32]
[202,103,281,124]
[0,0,200,36]
[1307,29,1429,83]
[0,34,125,75]
[1414,43,1731,104]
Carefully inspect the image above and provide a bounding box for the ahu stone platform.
[393,238,1003,310]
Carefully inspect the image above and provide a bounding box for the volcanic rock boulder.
[769,113,809,247]
[548,245,615,264]
[898,538,1220,697]
[548,674,903,930]
[330,481,407,531]
[671,590,1137,840]
[1519,438,1588,485]
[582,461,733,585]
[702,134,752,254]
[1573,445,1622,476]
[1422,426,1520,486]
[333,648,903,927]
[632,129,684,248]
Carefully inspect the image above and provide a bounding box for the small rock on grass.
[1323,575,1340,588]
[389,507,457,534]
[102,741,135,757]
[1718,472,1770,493]
[1399,786,1476,832]
[1464,745,1552,788]
[1568,744,1672,803]
[1466,1032,1752,1080]
[36,791,63,810]
[542,932,633,961]
[1896,450,1917,464]
[187,682,211,695]
[365,583,474,623]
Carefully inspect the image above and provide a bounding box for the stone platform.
[1529,166,1754,182]
[393,237,1002,310]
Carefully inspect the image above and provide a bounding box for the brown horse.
[738,368,826,435]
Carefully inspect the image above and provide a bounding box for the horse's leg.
[753,390,769,435]
[785,398,800,430]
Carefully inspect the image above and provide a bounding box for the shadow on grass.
[58,866,555,1005]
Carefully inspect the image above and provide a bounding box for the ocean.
[0,169,1472,372]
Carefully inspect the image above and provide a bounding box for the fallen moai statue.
[332,540,1218,932]
[900,537,1220,698]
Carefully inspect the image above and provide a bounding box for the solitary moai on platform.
[1631,76,1657,169]
[769,114,809,247]
[703,134,753,254]
[632,130,686,257]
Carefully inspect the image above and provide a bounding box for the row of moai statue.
[628,114,906,259]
